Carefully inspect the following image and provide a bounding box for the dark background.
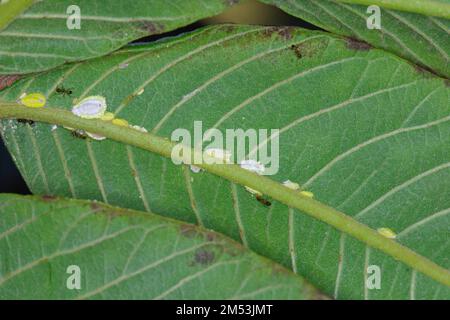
[0,0,321,195]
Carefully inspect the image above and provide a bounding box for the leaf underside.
[0,0,241,75]
[263,0,450,78]
[0,25,449,299]
[0,194,321,299]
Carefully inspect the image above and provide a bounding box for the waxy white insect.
[244,186,262,196]
[377,227,397,239]
[240,159,265,175]
[71,96,107,119]
[239,160,265,195]
[130,125,148,133]
[204,148,232,164]
[283,180,300,190]
[86,132,106,141]
[190,165,202,173]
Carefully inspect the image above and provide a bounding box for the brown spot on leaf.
[271,263,291,276]
[290,38,328,59]
[180,224,199,239]
[223,25,238,34]
[140,21,164,35]
[41,195,57,202]
[0,74,21,91]
[206,232,216,242]
[90,202,101,211]
[194,248,215,266]
[345,37,372,51]
[261,26,293,40]
[445,79,450,87]
[412,64,435,78]
[277,26,294,41]
[223,246,240,257]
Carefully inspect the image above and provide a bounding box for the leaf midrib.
[0,103,449,288]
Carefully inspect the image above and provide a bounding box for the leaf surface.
[1,25,449,299]
[0,0,240,74]
[262,0,450,77]
[0,194,320,299]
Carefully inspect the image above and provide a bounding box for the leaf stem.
[336,0,450,19]
[1,103,449,287]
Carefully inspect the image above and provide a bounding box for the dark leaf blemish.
[0,75,21,91]
[194,248,215,265]
[180,224,200,238]
[261,26,293,40]
[345,37,372,51]
[41,195,57,202]
[139,21,164,34]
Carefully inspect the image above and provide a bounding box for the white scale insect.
[190,148,232,174]
[190,165,202,173]
[130,124,148,133]
[239,159,265,195]
[283,179,314,198]
[71,96,107,119]
[71,96,107,140]
[240,159,265,175]
[86,132,107,141]
[282,180,300,190]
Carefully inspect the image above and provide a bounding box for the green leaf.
[337,0,450,19]
[1,25,449,299]
[261,0,450,78]
[0,0,34,31]
[0,0,240,75]
[0,194,321,299]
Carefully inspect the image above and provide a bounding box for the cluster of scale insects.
[14,88,401,240]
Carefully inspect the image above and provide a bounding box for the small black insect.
[17,118,35,125]
[71,129,87,139]
[56,85,73,96]
[256,194,272,207]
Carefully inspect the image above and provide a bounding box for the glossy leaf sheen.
[0,0,240,74]
[262,0,450,78]
[1,25,449,299]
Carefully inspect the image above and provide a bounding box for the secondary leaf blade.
[262,0,450,77]
[0,194,320,299]
[0,0,241,74]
